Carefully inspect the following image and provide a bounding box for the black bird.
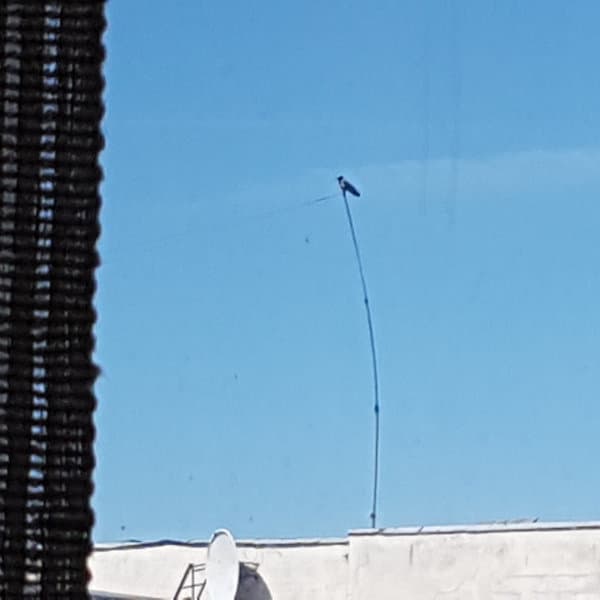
[337,175,361,198]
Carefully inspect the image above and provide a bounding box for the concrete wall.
[89,522,600,600]
[349,524,600,600]
[89,539,349,600]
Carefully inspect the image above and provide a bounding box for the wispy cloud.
[352,147,600,200]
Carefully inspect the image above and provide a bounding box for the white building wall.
[89,523,600,600]
[89,539,349,600]
[348,524,600,600]
[90,543,210,598]
[238,543,348,600]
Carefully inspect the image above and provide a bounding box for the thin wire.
[304,192,341,206]
[110,192,339,262]
[341,192,380,529]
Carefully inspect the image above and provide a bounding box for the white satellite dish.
[206,529,240,600]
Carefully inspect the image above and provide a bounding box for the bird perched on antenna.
[337,175,361,198]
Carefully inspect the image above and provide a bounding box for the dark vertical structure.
[0,2,105,596]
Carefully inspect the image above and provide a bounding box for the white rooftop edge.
[93,520,600,551]
[350,520,600,536]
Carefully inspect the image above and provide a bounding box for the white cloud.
[352,147,600,201]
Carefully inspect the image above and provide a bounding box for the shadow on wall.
[235,563,273,600]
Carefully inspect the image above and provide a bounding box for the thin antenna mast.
[341,190,380,529]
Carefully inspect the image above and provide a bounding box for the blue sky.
[94,1,600,542]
